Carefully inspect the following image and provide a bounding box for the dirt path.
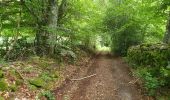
[54,55,149,100]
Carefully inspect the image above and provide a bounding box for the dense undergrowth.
[127,43,170,98]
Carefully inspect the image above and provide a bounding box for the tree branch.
[0,1,14,7]
[58,0,67,24]
[20,0,40,21]
[71,74,96,81]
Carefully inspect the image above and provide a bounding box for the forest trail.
[54,55,148,100]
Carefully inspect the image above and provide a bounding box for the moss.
[29,78,45,88]
[0,96,5,100]
[16,79,24,85]
[50,71,59,78]
[43,81,54,89]
[0,79,8,91]
[38,61,49,69]
[28,84,37,90]
[9,84,17,92]
[30,56,40,63]
[40,72,53,82]
[0,70,4,78]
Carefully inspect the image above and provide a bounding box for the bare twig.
[10,66,26,82]
[71,74,96,81]
[128,78,139,84]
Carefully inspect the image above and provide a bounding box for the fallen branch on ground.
[128,78,139,84]
[10,65,26,82]
[71,74,96,81]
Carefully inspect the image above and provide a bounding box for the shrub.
[135,67,162,96]
[128,43,170,96]
[127,43,170,67]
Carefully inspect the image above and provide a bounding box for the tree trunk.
[21,0,64,56]
[163,12,170,44]
[35,24,48,56]
[48,0,58,55]
[34,0,59,56]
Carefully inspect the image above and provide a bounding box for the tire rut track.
[54,55,151,100]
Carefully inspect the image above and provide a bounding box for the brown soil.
[54,55,151,100]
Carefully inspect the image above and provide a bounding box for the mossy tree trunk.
[48,0,58,55]
[21,0,68,56]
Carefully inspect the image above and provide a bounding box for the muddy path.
[54,55,150,100]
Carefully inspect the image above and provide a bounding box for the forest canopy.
[0,0,170,58]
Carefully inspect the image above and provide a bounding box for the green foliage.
[109,21,143,56]
[39,72,58,82]
[127,43,170,67]
[0,70,4,78]
[0,36,34,60]
[103,0,169,56]
[0,79,8,91]
[128,43,170,96]
[1,0,170,98]
[40,73,52,82]
[103,0,144,56]
[60,49,76,59]
[160,67,170,85]
[9,84,18,92]
[50,71,59,79]
[0,0,107,60]
[0,97,5,100]
[16,79,24,85]
[29,78,45,88]
[135,67,161,96]
[39,90,55,100]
